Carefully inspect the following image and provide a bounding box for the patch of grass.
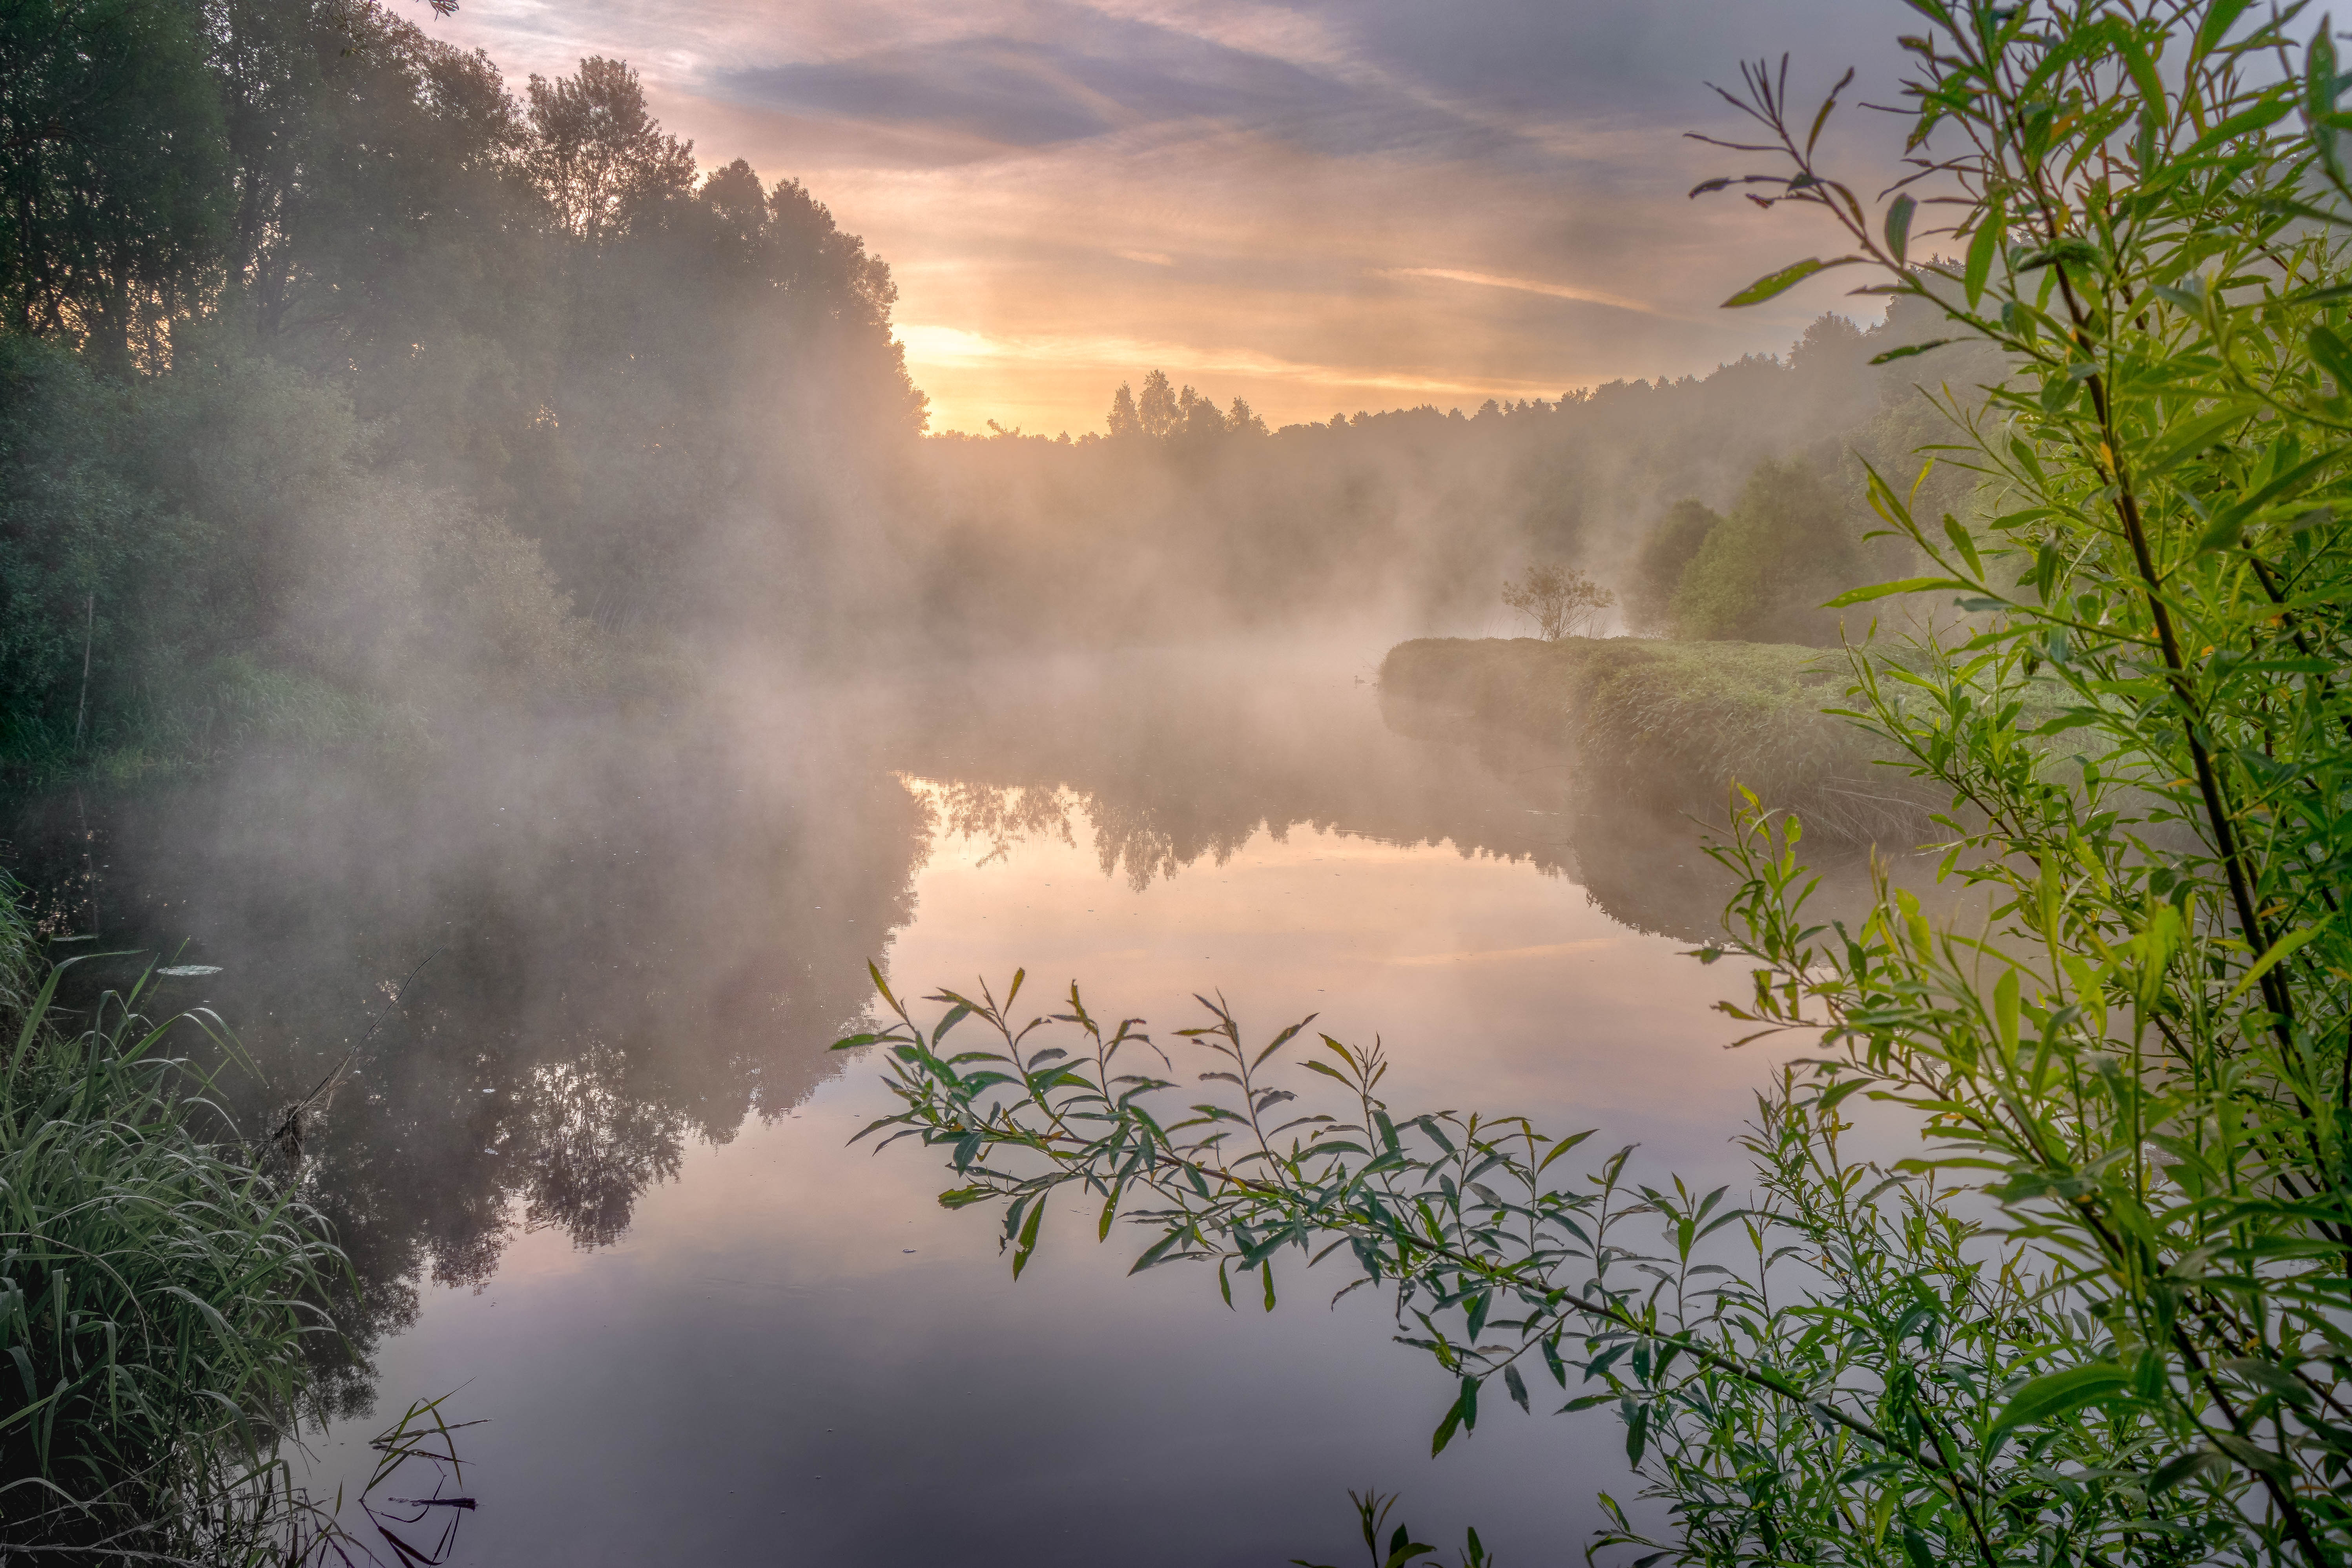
[0,879,348,1561]
[1380,636,1938,842]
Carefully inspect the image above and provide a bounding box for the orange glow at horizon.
[425,0,1909,437]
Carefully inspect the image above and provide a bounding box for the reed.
[0,879,346,1562]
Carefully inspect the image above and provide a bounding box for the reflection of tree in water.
[0,655,1917,1431]
[889,653,1892,942]
[923,780,1076,866]
[519,1043,687,1249]
[888,656,1588,896]
[1,724,934,1424]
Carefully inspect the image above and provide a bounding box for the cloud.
[897,321,1573,400]
[430,0,1917,433]
[704,6,1515,161]
[1375,266,1670,318]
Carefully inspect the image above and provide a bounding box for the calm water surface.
[5,647,1851,1566]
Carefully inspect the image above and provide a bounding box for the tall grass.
[0,879,347,1562]
[1379,635,1940,842]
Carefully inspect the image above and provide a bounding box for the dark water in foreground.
[5,647,1859,1566]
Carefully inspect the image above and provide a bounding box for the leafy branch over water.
[844,0,2352,1561]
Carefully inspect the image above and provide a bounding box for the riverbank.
[1379,636,1937,844]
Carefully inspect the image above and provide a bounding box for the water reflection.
[4,717,931,1420]
[0,648,1903,1563]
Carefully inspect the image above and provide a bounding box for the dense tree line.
[0,0,924,774]
[911,299,1973,650]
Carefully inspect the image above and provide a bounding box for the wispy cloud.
[431,0,1912,432]
[897,322,1572,400]
[1376,266,1668,318]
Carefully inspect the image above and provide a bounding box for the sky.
[428,0,1916,435]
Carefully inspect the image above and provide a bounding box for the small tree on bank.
[1500,562,1614,640]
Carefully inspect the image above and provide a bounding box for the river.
[3,642,1862,1566]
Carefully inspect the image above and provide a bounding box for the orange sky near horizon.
[427,0,1912,435]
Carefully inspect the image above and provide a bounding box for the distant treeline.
[912,298,1994,649]
[2,0,923,775]
[2,0,1998,778]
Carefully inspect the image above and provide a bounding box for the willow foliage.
[844,2,2352,1564]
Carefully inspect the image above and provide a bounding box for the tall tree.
[1135,368,1178,438]
[1105,382,1140,438]
[0,0,228,364]
[524,57,693,243]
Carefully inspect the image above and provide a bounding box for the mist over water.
[4,638,1846,1563]
[0,9,1989,1557]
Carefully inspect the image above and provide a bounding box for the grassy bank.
[1380,636,1937,843]
[0,883,343,1559]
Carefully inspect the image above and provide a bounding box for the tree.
[0,0,229,364]
[523,57,694,242]
[1178,383,1225,441]
[1105,383,1140,438]
[1669,458,1853,644]
[1225,395,1266,437]
[844,3,2352,1565]
[1136,368,1179,438]
[1625,498,1721,635]
[1501,562,1614,640]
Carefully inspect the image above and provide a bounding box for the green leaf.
[1723,258,1842,308]
[2210,1429,2292,1477]
[1625,1400,1650,1464]
[1988,1362,2132,1433]
[2309,324,2352,391]
[1504,1363,1530,1413]
[2150,1447,2229,1493]
[1871,339,1953,364]
[2224,916,2334,1004]
[1964,199,2005,307]
[1010,1198,1045,1278]
[1941,514,1984,578]
[1431,1385,1468,1455]
[2191,0,2254,64]
[1826,576,1961,606]
[2117,31,2167,115]
[1884,193,1916,262]
[1536,1127,1597,1175]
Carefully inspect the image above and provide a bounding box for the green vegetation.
[1668,458,1859,644]
[1625,498,1723,635]
[909,308,1970,651]
[1,0,921,782]
[846,1,2352,1564]
[1380,635,1933,842]
[0,880,343,1557]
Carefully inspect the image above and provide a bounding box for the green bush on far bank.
[1380,634,1936,842]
